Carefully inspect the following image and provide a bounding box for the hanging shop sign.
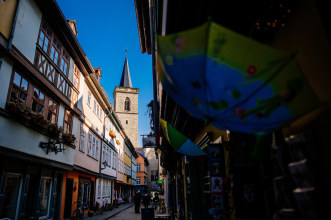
[142,135,156,148]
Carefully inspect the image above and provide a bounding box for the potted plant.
[109,130,116,138]
[62,132,76,145]
[31,112,49,129]
[116,140,120,145]
[49,123,62,139]
[6,101,32,120]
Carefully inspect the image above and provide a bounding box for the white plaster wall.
[74,122,100,173]
[0,116,75,165]
[12,0,42,63]
[0,58,13,109]
[101,142,116,178]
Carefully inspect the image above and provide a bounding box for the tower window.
[124,97,131,111]
[126,120,128,124]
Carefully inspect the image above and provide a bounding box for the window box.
[48,123,62,140]
[6,101,32,120]
[62,132,76,145]
[31,112,49,129]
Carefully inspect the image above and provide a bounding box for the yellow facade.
[123,152,131,184]
[0,0,18,39]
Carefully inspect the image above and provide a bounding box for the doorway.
[0,174,22,219]
[64,178,73,218]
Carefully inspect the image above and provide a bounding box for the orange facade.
[60,171,96,219]
[136,152,147,186]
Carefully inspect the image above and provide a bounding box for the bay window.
[37,20,71,76]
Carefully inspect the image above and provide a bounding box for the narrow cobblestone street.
[107,205,140,220]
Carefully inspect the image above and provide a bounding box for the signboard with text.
[142,135,156,148]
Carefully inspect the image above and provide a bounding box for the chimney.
[67,20,78,36]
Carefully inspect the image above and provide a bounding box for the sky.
[56,0,153,147]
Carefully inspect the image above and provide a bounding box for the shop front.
[0,151,66,219]
[61,168,96,219]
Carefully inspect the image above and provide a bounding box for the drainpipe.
[0,0,22,69]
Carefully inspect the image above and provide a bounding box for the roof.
[119,50,133,88]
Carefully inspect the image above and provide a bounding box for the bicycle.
[72,200,84,220]
[95,201,104,214]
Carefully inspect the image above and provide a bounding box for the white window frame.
[88,131,99,160]
[87,91,91,106]
[80,123,86,152]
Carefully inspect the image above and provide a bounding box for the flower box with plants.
[109,130,116,138]
[48,123,62,140]
[31,112,49,129]
[6,101,32,120]
[62,132,76,145]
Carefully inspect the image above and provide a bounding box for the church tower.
[113,51,139,148]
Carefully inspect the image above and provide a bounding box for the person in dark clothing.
[134,190,142,213]
[143,193,151,208]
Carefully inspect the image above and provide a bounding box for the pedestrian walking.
[143,192,151,208]
[133,190,142,213]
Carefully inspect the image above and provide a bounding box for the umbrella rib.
[215,51,297,120]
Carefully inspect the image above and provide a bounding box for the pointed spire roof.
[119,49,132,88]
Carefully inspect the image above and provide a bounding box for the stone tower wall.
[114,87,139,148]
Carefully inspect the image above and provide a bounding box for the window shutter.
[80,124,85,152]
[88,133,92,155]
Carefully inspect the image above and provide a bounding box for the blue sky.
[56,0,153,147]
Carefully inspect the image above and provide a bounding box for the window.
[87,91,91,106]
[63,109,73,134]
[78,180,90,209]
[102,146,105,164]
[47,98,58,124]
[73,65,80,89]
[80,123,86,152]
[137,164,141,172]
[124,97,130,111]
[40,178,52,217]
[102,181,106,198]
[87,131,99,160]
[8,70,59,124]
[136,177,141,185]
[38,24,50,53]
[32,86,45,113]
[61,50,70,76]
[50,37,60,65]
[108,149,112,167]
[37,20,71,76]
[112,152,117,169]
[93,100,96,113]
[126,120,128,124]
[10,71,29,104]
[97,180,101,199]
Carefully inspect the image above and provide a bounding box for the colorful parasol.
[160,118,207,156]
[157,22,321,134]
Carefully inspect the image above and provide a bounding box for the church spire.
[119,49,132,88]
